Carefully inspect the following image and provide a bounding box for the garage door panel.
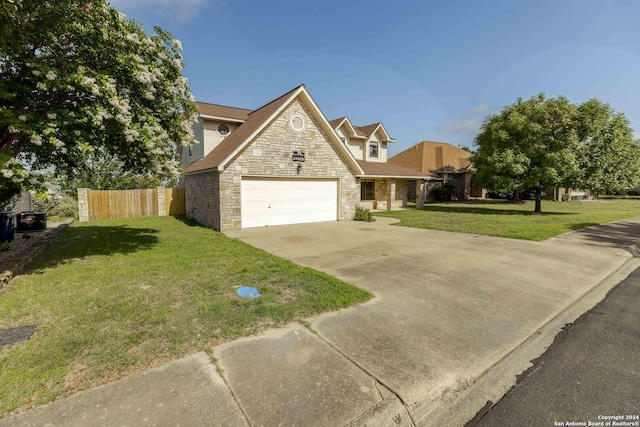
[241,179,338,228]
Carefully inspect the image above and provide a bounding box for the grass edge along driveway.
[373,199,640,241]
[0,216,372,417]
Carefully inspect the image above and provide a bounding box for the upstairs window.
[188,145,193,157]
[369,141,379,158]
[361,179,375,200]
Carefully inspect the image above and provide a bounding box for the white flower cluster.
[1,158,30,183]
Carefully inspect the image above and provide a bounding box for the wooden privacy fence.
[78,187,185,221]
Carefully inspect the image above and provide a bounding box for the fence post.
[157,187,166,216]
[78,188,90,222]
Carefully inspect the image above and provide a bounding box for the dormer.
[180,102,252,170]
[330,117,395,163]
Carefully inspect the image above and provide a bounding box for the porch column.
[387,179,396,211]
[416,180,425,209]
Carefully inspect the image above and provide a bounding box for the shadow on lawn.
[25,225,159,273]
[564,220,640,250]
[421,205,575,216]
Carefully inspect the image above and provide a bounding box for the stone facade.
[185,98,359,231]
[361,178,409,211]
[185,173,221,229]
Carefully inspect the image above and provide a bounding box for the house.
[181,85,431,231]
[388,141,482,201]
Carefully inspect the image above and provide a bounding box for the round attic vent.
[217,123,230,136]
[290,115,305,131]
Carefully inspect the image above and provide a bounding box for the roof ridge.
[195,101,253,112]
[247,84,304,117]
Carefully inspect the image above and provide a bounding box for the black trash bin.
[0,212,15,244]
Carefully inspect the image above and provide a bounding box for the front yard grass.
[374,199,640,241]
[0,216,372,416]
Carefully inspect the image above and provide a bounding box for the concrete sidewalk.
[3,217,640,426]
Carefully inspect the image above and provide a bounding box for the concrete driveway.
[6,217,640,427]
[224,217,638,426]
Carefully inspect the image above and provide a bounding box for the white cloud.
[438,118,482,134]
[469,104,490,114]
[110,0,210,23]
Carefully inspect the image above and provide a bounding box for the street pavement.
[2,216,640,426]
[467,265,640,427]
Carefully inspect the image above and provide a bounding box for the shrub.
[33,193,78,218]
[354,205,374,222]
[431,182,457,201]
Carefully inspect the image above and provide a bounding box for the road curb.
[413,256,640,427]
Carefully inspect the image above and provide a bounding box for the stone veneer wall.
[370,178,408,210]
[184,172,221,230]
[215,98,359,231]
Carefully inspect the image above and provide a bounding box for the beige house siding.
[180,118,205,170]
[202,120,240,155]
[346,138,364,160]
[186,98,359,231]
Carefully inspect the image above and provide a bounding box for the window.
[369,141,379,158]
[188,145,193,157]
[361,179,375,200]
[217,123,230,136]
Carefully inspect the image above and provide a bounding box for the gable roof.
[330,116,367,140]
[184,85,364,175]
[355,123,395,142]
[195,102,252,122]
[330,117,396,142]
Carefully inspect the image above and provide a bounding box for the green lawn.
[374,199,640,241]
[0,217,372,416]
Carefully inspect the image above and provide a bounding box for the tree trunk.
[513,190,520,204]
[535,188,542,213]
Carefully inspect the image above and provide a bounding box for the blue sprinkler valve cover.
[236,286,260,299]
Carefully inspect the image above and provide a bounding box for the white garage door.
[241,178,338,228]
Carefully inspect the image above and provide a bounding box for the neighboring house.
[181,85,431,231]
[547,187,595,201]
[388,141,481,201]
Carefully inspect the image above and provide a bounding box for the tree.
[473,94,580,212]
[58,148,168,196]
[576,99,640,195]
[0,0,196,205]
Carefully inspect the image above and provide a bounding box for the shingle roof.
[354,123,381,138]
[184,86,303,174]
[195,102,252,122]
[329,117,347,128]
[356,160,432,179]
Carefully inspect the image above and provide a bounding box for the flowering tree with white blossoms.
[0,0,197,204]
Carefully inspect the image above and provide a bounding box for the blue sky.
[110,0,640,156]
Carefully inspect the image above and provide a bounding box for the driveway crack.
[301,322,417,426]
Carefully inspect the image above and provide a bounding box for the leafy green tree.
[576,99,640,195]
[58,149,170,196]
[0,0,196,205]
[473,94,580,212]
